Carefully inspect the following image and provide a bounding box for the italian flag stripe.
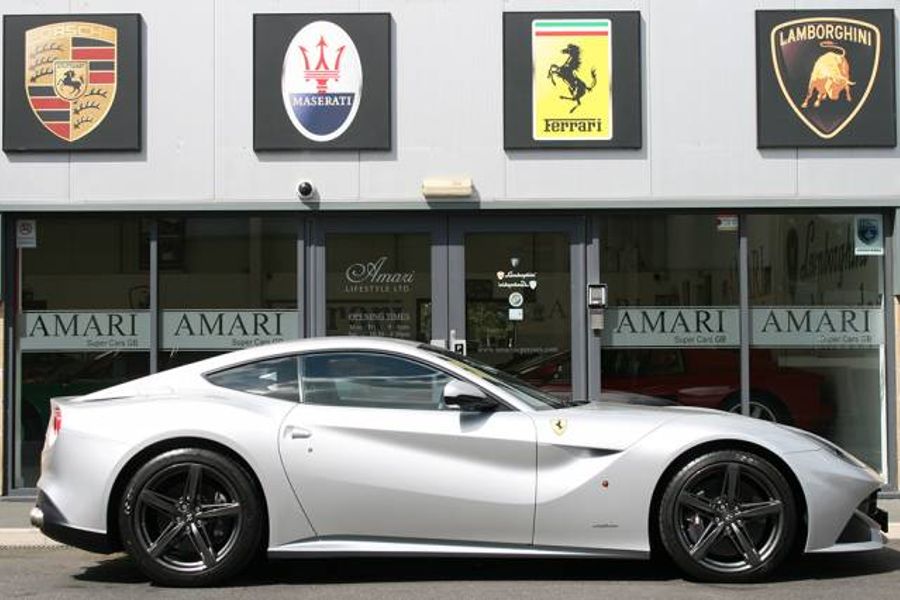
[533,20,610,29]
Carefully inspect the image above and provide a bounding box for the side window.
[205,356,300,402]
[301,352,451,410]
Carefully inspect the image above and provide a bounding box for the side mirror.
[442,380,496,412]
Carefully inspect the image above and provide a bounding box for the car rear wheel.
[119,448,263,587]
[659,450,797,582]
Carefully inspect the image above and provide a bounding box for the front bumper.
[32,490,116,554]
[809,492,889,554]
[852,490,889,534]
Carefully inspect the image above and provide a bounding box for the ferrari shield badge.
[281,21,363,142]
[25,22,117,142]
[551,417,567,436]
[532,19,612,141]
[770,17,881,139]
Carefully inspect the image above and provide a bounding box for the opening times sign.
[602,306,883,348]
[20,310,300,352]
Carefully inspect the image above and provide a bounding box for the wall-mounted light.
[421,177,473,198]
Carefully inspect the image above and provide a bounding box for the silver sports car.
[31,337,888,586]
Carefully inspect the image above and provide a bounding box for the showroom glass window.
[464,232,571,397]
[325,233,430,341]
[748,214,885,471]
[599,215,741,412]
[16,216,150,488]
[159,217,298,369]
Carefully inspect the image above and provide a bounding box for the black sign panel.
[3,14,142,152]
[757,10,896,147]
[254,13,391,151]
[503,11,642,150]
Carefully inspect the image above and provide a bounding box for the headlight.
[790,428,869,469]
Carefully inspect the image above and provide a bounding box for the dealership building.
[0,0,898,498]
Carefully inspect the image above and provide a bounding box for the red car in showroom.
[513,348,830,432]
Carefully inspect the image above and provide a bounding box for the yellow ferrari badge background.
[551,417,567,436]
[532,19,612,141]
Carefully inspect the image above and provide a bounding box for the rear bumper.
[32,490,115,554]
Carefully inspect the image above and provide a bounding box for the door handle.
[288,426,312,439]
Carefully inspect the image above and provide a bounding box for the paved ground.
[0,543,899,599]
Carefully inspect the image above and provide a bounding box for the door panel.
[448,218,586,401]
[279,404,537,544]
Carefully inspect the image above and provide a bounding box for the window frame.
[203,352,302,403]
[296,350,512,412]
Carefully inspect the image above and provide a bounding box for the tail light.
[45,403,62,448]
[52,405,62,435]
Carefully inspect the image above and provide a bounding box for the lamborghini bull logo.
[801,42,854,108]
[770,17,880,139]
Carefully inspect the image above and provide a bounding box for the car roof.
[183,336,429,373]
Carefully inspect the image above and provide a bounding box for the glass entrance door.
[312,216,446,344]
[447,217,586,401]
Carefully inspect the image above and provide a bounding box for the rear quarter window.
[205,356,300,402]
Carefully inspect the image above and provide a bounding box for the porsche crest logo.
[770,17,881,139]
[25,22,118,142]
[551,417,567,436]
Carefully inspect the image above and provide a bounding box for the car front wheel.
[119,448,263,587]
[659,449,797,582]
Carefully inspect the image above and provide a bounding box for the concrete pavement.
[1,543,900,599]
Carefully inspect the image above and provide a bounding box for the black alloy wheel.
[659,450,797,582]
[119,448,263,587]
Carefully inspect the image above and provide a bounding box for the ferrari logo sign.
[25,21,117,142]
[532,19,612,141]
[551,417,568,436]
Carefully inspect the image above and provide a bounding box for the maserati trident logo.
[551,417,567,436]
[770,17,881,139]
[24,21,118,142]
[281,21,363,142]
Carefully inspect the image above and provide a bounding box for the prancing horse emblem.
[551,417,567,436]
[547,43,597,114]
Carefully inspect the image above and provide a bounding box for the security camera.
[296,180,316,199]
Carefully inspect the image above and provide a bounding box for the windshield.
[419,345,569,410]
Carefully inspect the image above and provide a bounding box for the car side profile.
[31,338,888,587]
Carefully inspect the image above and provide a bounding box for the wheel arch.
[647,438,808,558]
[105,436,270,553]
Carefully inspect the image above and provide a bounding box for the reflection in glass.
[326,234,430,341]
[302,352,450,409]
[598,215,740,412]
[17,216,150,488]
[465,233,571,399]
[159,217,298,369]
[748,214,885,470]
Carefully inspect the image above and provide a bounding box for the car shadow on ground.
[75,546,900,587]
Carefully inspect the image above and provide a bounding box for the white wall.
[1,0,899,209]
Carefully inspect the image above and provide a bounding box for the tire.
[119,448,263,587]
[658,450,797,582]
[722,394,792,425]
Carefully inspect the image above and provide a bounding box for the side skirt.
[268,537,650,560]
